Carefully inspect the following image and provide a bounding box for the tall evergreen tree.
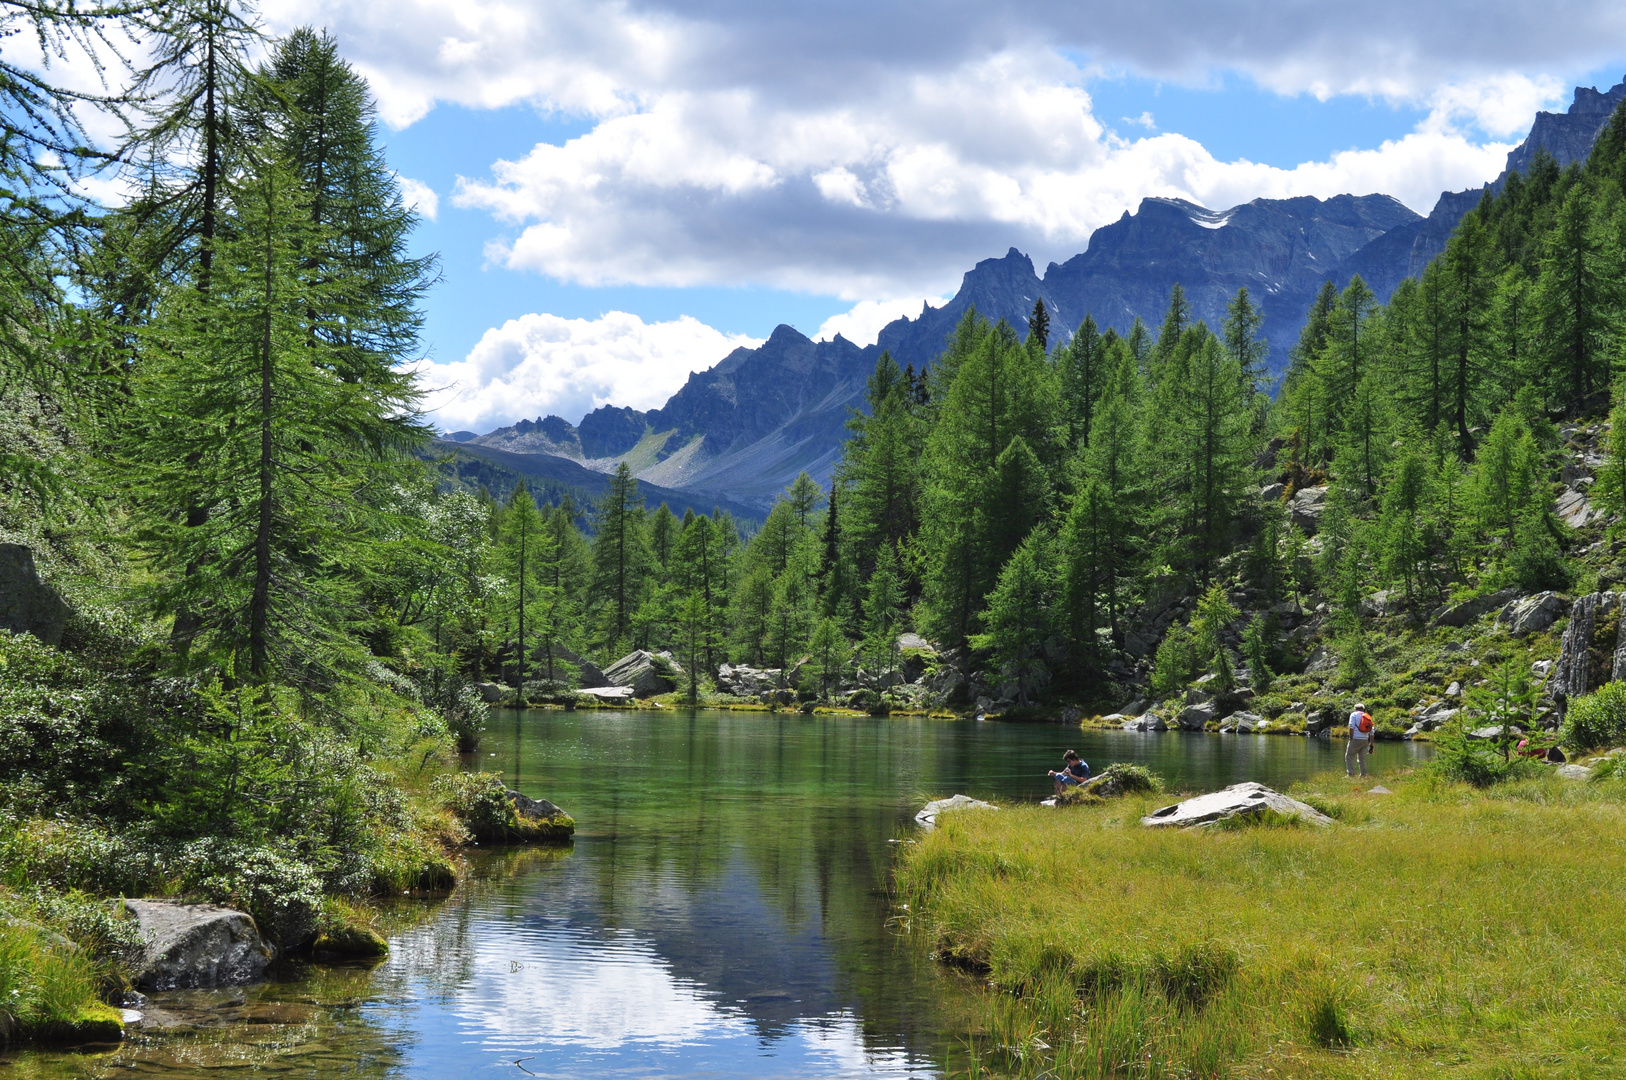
[589,463,650,651]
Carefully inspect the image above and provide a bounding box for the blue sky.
[262,1,1626,432]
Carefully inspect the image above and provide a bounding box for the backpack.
[1358,714,1373,734]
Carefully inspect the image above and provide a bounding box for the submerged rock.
[121,900,275,990]
[915,794,998,827]
[1140,782,1334,829]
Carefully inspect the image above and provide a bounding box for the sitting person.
[1049,750,1091,795]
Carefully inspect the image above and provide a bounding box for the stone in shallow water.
[1140,782,1334,829]
[122,900,275,991]
[915,794,998,827]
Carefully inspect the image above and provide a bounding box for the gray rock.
[121,900,274,991]
[1446,681,1462,697]
[1467,724,1524,740]
[578,685,634,700]
[1177,702,1215,731]
[1260,482,1285,502]
[1121,717,1145,731]
[1288,485,1328,534]
[1141,782,1335,829]
[716,663,784,696]
[0,544,67,646]
[1531,659,1554,679]
[915,794,998,827]
[1551,592,1624,703]
[472,680,507,703]
[603,650,679,697]
[1143,713,1168,732]
[1431,588,1520,629]
[1227,711,1263,733]
[1555,488,1596,528]
[1554,763,1593,780]
[1360,590,1396,618]
[1303,646,1335,674]
[509,790,567,821]
[896,632,934,652]
[1497,591,1567,637]
[1118,697,1149,716]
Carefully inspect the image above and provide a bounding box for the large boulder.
[915,794,998,827]
[1497,591,1567,637]
[1288,485,1328,534]
[120,900,275,990]
[1431,588,1520,629]
[1141,782,1335,829]
[1551,591,1626,704]
[472,681,507,703]
[603,650,679,697]
[716,663,783,696]
[578,685,634,701]
[0,544,67,645]
[1177,702,1216,731]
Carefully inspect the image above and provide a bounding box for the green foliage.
[432,772,574,844]
[1241,615,1274,694]
[1560,680,1626,751]
[1150,625,1198,700]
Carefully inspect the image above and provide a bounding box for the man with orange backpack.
[1346,703,1374,778]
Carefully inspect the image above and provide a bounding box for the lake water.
[9,710,1429,1079]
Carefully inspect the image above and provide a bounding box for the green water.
[7,711,1429,1079]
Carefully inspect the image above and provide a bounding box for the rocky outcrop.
[1140,782,1335,829]
[120,900,274,990]
[1288,485,1328,534]
[915,794,998,827]
[578,685,634,700]
[716,663,784,696]
[603,650,681,696]
[1431,588,1520,629]
[1497,591,1566,637]
[0,544,67,645]
[1551,592,1624,705]
[1177,702,1216,731]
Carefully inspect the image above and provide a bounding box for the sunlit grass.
[896,770,1626,1078]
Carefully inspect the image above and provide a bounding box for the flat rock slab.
[915,794,998,827]
[578,685,634,699]
[1141,782,1334,829]
[1554,764,1593,780]
[121,900,274,990]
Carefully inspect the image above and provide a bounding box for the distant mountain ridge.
[461,78,1626,509]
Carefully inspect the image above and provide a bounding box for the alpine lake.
[6,709,1430,1079]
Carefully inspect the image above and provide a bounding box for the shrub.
[433,772,573,844]
[1427,721,1543,787]
[1561,681,1626,751]
[1057,763,1163,804]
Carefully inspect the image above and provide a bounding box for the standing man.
[1346,702,1374,778]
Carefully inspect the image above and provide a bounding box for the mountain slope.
[459,78,1626,509]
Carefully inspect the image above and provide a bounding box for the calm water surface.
[9,711,1429,1079]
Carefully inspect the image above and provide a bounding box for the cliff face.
[461,79,1626,508]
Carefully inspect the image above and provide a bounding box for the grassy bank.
[897,769,1626,1078]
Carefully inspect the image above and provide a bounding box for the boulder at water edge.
[604,650,680,696]
[915,795,998,827]
[1140,782,1334,829]
[120,900,275,990]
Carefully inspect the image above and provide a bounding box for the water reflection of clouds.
[432,919,932,1078]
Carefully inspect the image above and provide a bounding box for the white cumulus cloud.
[397,176,440,220]
[416,310,762,432]
[816,296,951,347]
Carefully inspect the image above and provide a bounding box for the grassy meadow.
[897,769,1626,1079]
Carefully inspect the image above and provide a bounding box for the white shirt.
[1348,710,1370,740]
